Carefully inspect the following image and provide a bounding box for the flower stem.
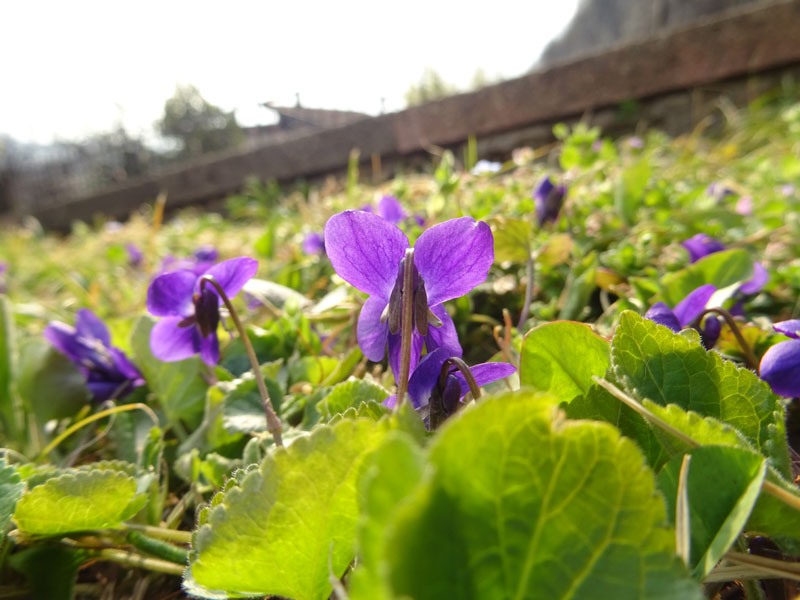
[395,248,415,407]
[697,307,759,372]
[518,251,534,330]
[440,357,481,400]
[200,276,283,447]
[89,548,185,576]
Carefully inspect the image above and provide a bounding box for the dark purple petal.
[202,257,259,301]
[760,339,800,397]
[147,270,197,318]
[108,347,143,383]
[194,245,219,262]
[376,195,407,225]
[75,309,111,348]
[357,296,390,362]
[302,232,325,255]
[414,217,493,306]
[739,262,768,295]
[453,362,516,397]
[406,348,451,409]
[644,303,681,333]
[774,320,800,340]
[682,234,726,263]
[388,331,423,386]
[325,210,410,299]
[150,317,202,362]
[674,284,716,327]
[87,381,123,402]
[425,304,462,358]
[700,316,722,350]
[199,332,220,366]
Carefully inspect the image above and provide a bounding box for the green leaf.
[319,378,390,422]
[558,251,598,320]
[381,391,702,599]
[289,355,340,386]
[488,217,532,264]
[13,469,145,535]
[661,249,753,306]
[131,315,208,426]
[350,432,426,600]
[520,321,609,402]
[321,345,363,385]
[0,458,23,535]
[656,446,766,578]
[16,338,90,422]
[611,312,790,477]
[615,159,651,225]
[9,546,84,600]
[186,418,390,600]
[0,296,21,439]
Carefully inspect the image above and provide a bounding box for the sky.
[1,1,579,145]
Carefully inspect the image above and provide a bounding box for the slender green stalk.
[122,523,192,545]
[200,275,283,447]
[395,248,415,407]
[697,307,759,372]
[90,548,185,576]
[37,403,158,461]
[675,454,691,566]
[518,251,534,330]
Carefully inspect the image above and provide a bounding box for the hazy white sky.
[1,1,579,144]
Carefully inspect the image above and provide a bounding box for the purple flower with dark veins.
[645,284,721,348]
[44,309,144,401]
[533,176,566,227]
[324,211,493,379]
[147,257,258,365]
[760,320,800,397]
[382,348,515,418]
[302,232,325,256]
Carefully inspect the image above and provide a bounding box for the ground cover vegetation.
[1,86,800,599]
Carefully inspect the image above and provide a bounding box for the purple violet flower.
[706,183,735,201]
[302,232,325,256]
[645,284,720,348]
[324,211,493,380]
[194,245,218,263]
[760,320,800,397]
[147,257,258,366]
[44,309,144,401]
[533,176,566,227]
[382,347,516,417]
[681,234,768,295]
[126,243,143,267]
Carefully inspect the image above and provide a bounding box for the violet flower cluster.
[682,233,768,295]
[44,309,144,401]
[147,256,257,366]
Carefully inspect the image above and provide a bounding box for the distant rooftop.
[262,102,369,130]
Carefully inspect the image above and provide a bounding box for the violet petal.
[376,195,407,225]
[147,270,197,317]
[325,210,410,299]
[453,361,517,397]
[644,303,681,333]
[75,309,111,348]
[356,295,391,362]
[760,339,800,397]
[202,257,259,301]
[425,304,462,358]
[199,332,221,366]
[414,217,494,306]
[682,234,725,263]
[774,320,800,340]
[739,261,768,295]
[150,317,202,362]
[406,348,451,409]
[43,322,86,363]
[674,284,716,327]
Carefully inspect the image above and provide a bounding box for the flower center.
[191,288,220,338]
[383,257,441,336]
